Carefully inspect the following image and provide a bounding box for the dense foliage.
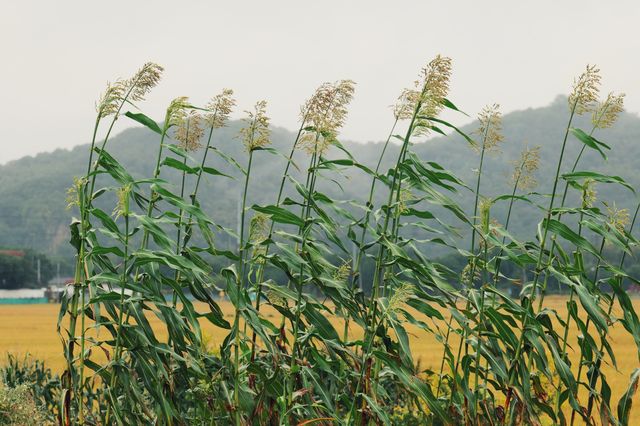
[0,354,63,425]
[55,59,640,425]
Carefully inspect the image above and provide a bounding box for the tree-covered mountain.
[1,95,639,275]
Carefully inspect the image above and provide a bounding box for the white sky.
[1,1,639,163]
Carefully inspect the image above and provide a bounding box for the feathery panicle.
[387,282,414,315]
[479,197,492,234]
[511,145,541,190]
[398,188,414,216]
[127,62,164,103]
[174,111,204,152]
[249,213,269,263]
[581,179,597,209]
[474,104,503,152]
[241,100,270,151]
[66,177,87,210]
[299,79,355,155]
[265,289,287,307]
[461,261,480,286]
[419,55,452,110]
[167,96,192,127]
[206,89,236,129]
[113,183,132,219]
[392,88,418,120]
[94,62,163,119]
[249,213,269,244]
[96,80,127,118]
[605,202,630,233]
[568,64,601,115]
[593,92,625,129]
[299,132,331,157]
[333,261,351,283]
[402,55,453,136]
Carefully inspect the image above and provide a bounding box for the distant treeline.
[0,250,57,289]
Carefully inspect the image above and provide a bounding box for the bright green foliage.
[55,60,640,426]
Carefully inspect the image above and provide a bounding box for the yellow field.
[1,297,639,423]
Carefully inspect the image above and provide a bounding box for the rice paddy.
[2,297,639,425]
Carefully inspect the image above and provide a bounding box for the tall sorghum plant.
[58,58,640,426]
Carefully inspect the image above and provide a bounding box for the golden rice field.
[1,296,639,424]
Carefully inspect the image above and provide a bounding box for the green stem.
[181,125,216,251]
[287,148,320,408]
[233,149,254,425]
[349,100,423,422]
[506,104,577,390]
[343,119,398,341]
[582,201,640,421]
[449,125,491,405]
[249,122,305,360]
[172,156,189,308]
[108,213,130,408]
[567,236,605,425]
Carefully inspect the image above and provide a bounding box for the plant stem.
[349,100,422,421]
[343,119,398,341]
[582,201,640,421]
[506,103,577,390]
[249,122,305,360]
[106,213,130,422]
[287,148,320,409]
[233,149,254,426]
[568,236,605,425]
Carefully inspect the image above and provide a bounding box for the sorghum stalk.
[583,201,640,419]
[249,122,305,359]
[449,105,502,404]
[342,118,398,341]
[233,101,269,424]
[232,149,254,425]
[71,63,162,423]
[507,65,602,416]
[568,236,605,425]
[106,193,131,423]
[351,56,452,421]
[286,147,320,408]
[349,105,420,421]
[506,100,579,386]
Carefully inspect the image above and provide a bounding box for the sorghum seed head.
[474,104,504,152]
[206,89,236,129]
[299,79,355,156]
[592,92,625,129]
[241,100,270,152]
[568,64,601,115]
[174,111,204,152]
[511,145,541,190]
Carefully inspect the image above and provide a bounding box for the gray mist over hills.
[1,96,639,273]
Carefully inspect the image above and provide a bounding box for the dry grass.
[1,296,639,424]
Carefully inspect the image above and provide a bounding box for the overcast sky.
[1,1,638,164]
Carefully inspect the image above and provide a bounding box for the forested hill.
[1,95,639,268]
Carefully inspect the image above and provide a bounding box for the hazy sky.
[1,1,639,164]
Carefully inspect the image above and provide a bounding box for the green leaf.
[125,111,162,134]
[441,97,469,116]
[252,204,304,227]
[618,368,640,425]
[562,171,634,193]
[543,218,599,257]
[304,303,340,341]
[570,128,610,160]
[161,157,197,174]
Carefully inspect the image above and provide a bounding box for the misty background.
[1,0,639,164]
